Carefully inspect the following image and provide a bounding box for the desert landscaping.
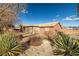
[0,3,79,56]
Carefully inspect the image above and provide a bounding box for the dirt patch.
[24,39,53,56]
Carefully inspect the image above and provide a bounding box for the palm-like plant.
[53,32,79,56]
[0,31,25,56]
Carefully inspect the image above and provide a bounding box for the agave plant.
[0,31,25,56]
[53,32,79,56]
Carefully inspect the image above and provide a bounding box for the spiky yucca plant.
[0,31,25,56]
[53,32,79,56]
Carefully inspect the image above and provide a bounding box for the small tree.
[0,7,17,31]
[0,3,27,31]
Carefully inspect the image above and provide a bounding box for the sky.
[19,3,79,27]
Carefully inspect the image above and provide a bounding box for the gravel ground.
[23,39,53,56]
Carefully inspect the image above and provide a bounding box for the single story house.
[21,22,62,34]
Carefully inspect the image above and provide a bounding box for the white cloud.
[64,15,79,20]
[21,9,28,14]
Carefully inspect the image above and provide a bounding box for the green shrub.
[53,32,79,56]
[0,32,25,56]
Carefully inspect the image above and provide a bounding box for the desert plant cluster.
[51,32,79,56]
